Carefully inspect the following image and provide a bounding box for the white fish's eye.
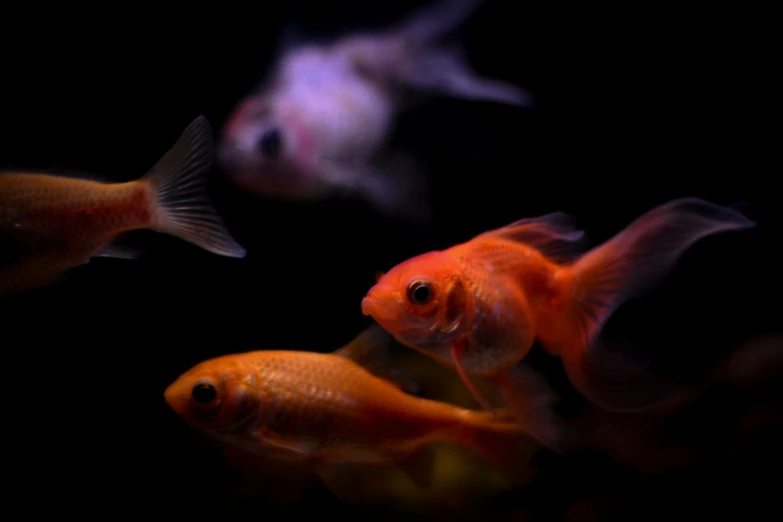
[257,128,283,160]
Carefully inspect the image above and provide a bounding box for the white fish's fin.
[334,324,420,396]
[399,45,534,107]
[321,155,432,222]
[143,116,247,258]
[393,0,489,46]
[278,23,307,53]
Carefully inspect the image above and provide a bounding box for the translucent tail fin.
[145,116,247,258]
[556,197,756,411]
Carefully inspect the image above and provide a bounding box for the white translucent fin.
[144,116,247,258]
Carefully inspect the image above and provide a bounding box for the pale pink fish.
[217,0,532,220]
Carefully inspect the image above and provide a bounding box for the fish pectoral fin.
[320,155,432,223]
[334,324,420,396]
[495,362,582,454]
[253,430,321,456]
[395,446,435,490]
[452,341,496,413]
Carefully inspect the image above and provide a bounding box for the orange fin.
[452,341,496,413]
[494,362,581,454]
[557,197,756,412]
[334,324,420,396]
[479,211,589,263]
[459,405,540,485]
[313,462,367,504]
[395,446,435,490]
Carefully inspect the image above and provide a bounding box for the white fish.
[217,0,533,220]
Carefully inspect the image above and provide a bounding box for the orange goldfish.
[361,198,756,452]
[164,325,535,502]
[0,116,246,296]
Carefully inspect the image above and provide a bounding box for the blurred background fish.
[0,116,245,296]
[216,0,532,221]
[164,325,538,510]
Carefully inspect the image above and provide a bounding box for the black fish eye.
[407,278,433,305]
[257,128,283,159]
[192,381,218,404]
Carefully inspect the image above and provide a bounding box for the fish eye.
[406,278,433,305]
[191,380,218,404]
[257,128,283,160]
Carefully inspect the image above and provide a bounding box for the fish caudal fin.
[456,407,541,485]
[144,116,247,258]
[556,198,756,412]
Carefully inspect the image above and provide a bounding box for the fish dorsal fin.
[478,211,589,263]
[334,325,419,396]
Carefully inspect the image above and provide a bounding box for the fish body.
[217,0,532,220]
[164,326,534,497]
[361,198,757,451]
[0,116,246,296]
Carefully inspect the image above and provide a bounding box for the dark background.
[0,1,779,519]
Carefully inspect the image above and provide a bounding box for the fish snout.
[163,382,189,418]
[361,295,378,317]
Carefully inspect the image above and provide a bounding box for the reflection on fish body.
[164,325,536,502]
[0,116,246,297]
[217,0,532,220]
[361,198,757,452]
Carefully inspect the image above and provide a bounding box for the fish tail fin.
[454,408,540,485]
[554,197,756,410]
[143,116,246,258]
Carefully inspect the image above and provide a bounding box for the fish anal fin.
[494,362,582,454]
[395,446,435,490]
[479,211,588,263]
[94,242,145,260]
[334,325,420,395]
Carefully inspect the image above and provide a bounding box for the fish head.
[217,95,325,200]
[362,251,470,357]
[164,355,262,435]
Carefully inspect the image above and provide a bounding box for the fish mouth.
[361,296,378,317]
